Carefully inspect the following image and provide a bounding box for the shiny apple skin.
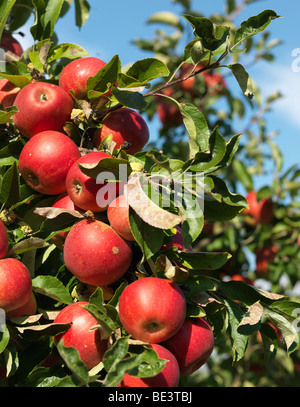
[118,277,186,344]
[19,130,81,195]
[0,258,32,312]
[0,219,9,259]
[63,218,133,286]
[59,57,107,100]
[107,194,135,241]
[93,108,149,155]
[162,317,214,376]
[13,82,74,139]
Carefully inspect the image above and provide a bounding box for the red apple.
[162,317,214,376]
[93,107,149,155]
[118,276,186,343]
[53,301,108,370]
[19,130,81,195]
[119,343,180,387]
[66,150,122,212]
[156,99,183,128]
[13,81,74,139]
[59,56,108,100]
[0,258,32,312]
[0,33,23,57]
[178,63,199,95]
[256,245,278,274]
[63,218,133,286]
[0,219,9,259]
[202,70,226,95]
[0,79,20,109]
[107,194,135,241]
[155,88,183,128]
[244,191,274,225]
[6,291,37,318]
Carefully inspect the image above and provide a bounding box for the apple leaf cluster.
[0,0,299,388]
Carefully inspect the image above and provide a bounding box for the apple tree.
[0,0,299,388]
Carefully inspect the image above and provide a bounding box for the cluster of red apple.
[0,35,215,386]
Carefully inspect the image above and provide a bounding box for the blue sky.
[18,0,300,190]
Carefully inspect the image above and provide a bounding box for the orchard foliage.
[0,0,299,388]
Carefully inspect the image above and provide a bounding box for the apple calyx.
[144,321,162,333]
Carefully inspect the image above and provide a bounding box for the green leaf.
[228,63,255,99]
[0,106,18,125]
[182,15,230,51]
[220,280,284,306]
[147,11,183,30]
[233,10,281,49]
[81,303,118,337]
[178,251,231,271]
[87,55,121,99]
[32,275,73,304]
[129,207,165,261]
[8,237,50,255]
[28,40,52,73]
[0,61,32,88]
[31,0,65,41]
[263,309,299,355]
[112,88,147,110]
[77,156,130,180]
[209,175,248,208]
[183,126,227,172]
[179,102,210,156]
[56,341,90,385]
[0,161,20,207]
[232,158,254,191]
[223,297,249,363]
[0,0,17,40]
[47,43,89,65]
[74,0,90,28]
[103,338,166,387]
[0,321,10,354]
[125,58,169,85]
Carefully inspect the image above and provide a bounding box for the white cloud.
[254,62,300,127]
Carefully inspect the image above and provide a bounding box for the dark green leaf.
[178,251,231,270]
[56,341,89,385]
[147,11,183,30]
[86,54,120,98]
[31,0,65,41]
[228,63,255,99]
[129,207,165,260]
[125,58,169,84]
[0,0,17,40]
[32,275,73,304]
[0,161,20,207]
[182,15,230,51]
[112,88,147,110]
[233,10,281,49]
[223,297,249,363]
[74,0,90,28]
[47,43,89,64]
